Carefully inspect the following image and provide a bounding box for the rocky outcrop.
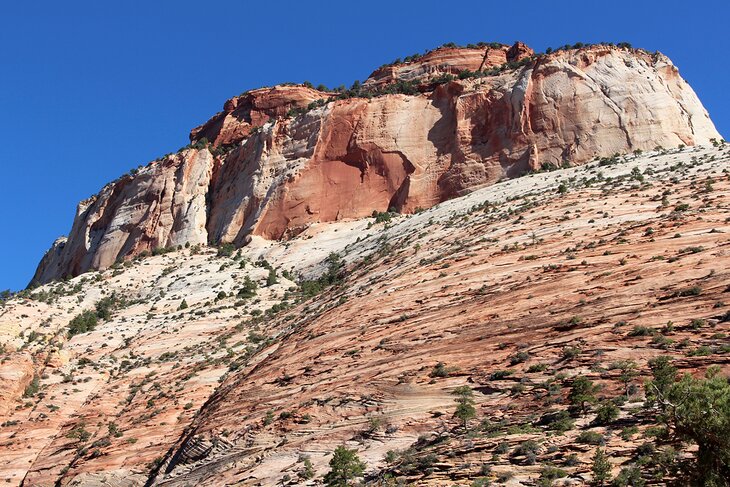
[32,43,722,285]
[32,149,214,284]
[506,41,534,63]
[363,42,534,88]
[190,85,330,147]
[364,44,509,87]
[0,352,34,418]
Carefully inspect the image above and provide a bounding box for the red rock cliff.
[32,43,722,284]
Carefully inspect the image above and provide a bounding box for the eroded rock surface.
[4,145,730,486]
[33,43,721,291]
[190,85,330,147]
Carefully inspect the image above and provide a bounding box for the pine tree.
[647,365,730,485]
[266,268,278,287]
[644,356,677,408]
[299,457,315,480]
[323,445,365,486]
[569,375,599,414]
[591,448,611,486]
[452,385,476,430]
[615,359,638,398]
[238,275,258,299]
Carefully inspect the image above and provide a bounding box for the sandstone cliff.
[4,145,730,486]
[32,42,721,285]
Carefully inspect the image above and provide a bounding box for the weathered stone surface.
[32,44,721,284]
[363,44,511,87]
[32,149,214,284]
[190,85,330,147]
[506,40,534,62]
[3,146,730,486]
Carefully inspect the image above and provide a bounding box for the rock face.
[32,149,214,284]
[190,85,330,147]
[5,146,730,486]
[363,44,510,87]
[32,43,722,285]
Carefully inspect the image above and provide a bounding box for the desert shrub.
[324,445,365,486]
[628,326,655,337]
[562,345,582,360]
[612,466,645,486]
[299,253,344,298]
[539,409,574,433]
[490,370,513,380]
[429,362,451,378]
[510,351,530,365]
[23,374,40,397]
[216,243,235,257]
[238,275,258,299]
[67,310,98,337]
[266,268,278,286]
[593,401,620,425]
[577,431,605,445]
[538,466,567,486]
[513,440,540,458]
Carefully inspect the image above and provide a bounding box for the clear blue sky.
[1,0,727,291]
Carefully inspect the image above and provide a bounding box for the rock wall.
[32,149,214,284]
[32,44,721,285]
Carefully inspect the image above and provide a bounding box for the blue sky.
[1,0,727,290]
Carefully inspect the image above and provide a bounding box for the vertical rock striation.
[32,43,721,285]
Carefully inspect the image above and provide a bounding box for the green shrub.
[512,440,540,463]
[612,466,644,486]
[323,445,365,486]
[372,210,393,224]
[562,345,582,360]
[238,275,258,299]
[538,466,567,486]
[67,310,99,337]
[23,374,40,397]
[217,243,235,257]
[594,401,620,425]
[577,431,604,445]
[628,325,655,337]
[429,362,450,378]
[495,442,510,454]
[266,268,278,287]
[299,253,344,299]
[542,409,574,433]
[510,351,530,365]
[490,370,513,380]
